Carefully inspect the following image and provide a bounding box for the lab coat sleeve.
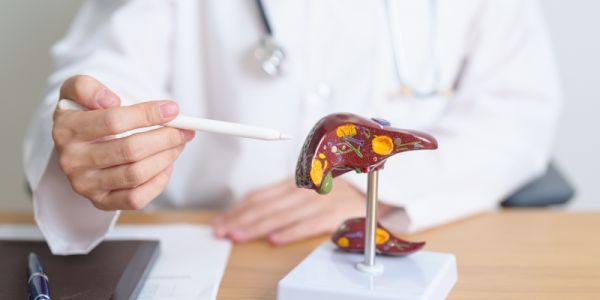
[23,0,175,254]
[354,0,562,232]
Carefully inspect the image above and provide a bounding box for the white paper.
[0,224,231,300]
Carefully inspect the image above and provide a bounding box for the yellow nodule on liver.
[336,124,357,137]
[375,228,390,245]
[372,135,394,156]
[337,237,350,248]
[310,159,323,186]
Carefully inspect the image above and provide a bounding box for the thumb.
[59,75,121,110]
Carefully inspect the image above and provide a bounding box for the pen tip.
[280,134,293,140]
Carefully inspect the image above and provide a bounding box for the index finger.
[59,75,121,110]
[61,100,180,141]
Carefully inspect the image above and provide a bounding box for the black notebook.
[0,240,159,300]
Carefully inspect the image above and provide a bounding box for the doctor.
[25,0,561,255]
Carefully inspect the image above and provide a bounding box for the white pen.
[57,99,292,141]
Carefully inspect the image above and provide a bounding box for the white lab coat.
[24,0,561,255]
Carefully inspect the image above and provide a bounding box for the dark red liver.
[331,218,425,256]
[295,113,438,194]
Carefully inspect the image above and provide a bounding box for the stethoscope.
[253,0,450,98]
[254,0,286,77]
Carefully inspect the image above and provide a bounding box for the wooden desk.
[2,210,599,299]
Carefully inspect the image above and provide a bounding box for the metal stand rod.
[364,169,379,267]
[356,169,384,274]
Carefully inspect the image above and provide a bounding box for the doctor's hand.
[52,75,195,210]
[213,178,394,245]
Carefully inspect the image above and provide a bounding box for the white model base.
[355,261,385,275]
[277,242,457,300]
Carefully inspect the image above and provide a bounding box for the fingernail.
[159,102,179,119]
[96,88,119,108]
[182,130,195,142]
[231,230,246,241]
[213,225,226,238]
[218,228,229,238]
[268,235,283,246]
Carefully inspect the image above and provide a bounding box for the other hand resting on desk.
[213,178,393,245]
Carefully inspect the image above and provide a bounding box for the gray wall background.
[0,1,598,211]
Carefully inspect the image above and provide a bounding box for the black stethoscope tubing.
[255,0,273,36]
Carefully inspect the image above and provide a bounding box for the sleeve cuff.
[33,150,119,255]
